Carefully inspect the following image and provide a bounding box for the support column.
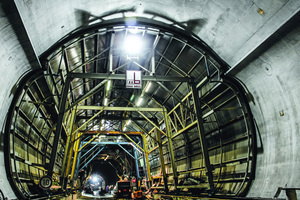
[163,108,178,190]
[142,134,152,182]
[155,128,168,193]
[61,108,77,189]
[190,81,214,192]
[70,132,82,186]
[134,148,140,188]
[47,76,71,176]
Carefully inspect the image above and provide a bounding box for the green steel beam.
[69,73,191,82]
[77,115,155,121]
[77,105,164,112]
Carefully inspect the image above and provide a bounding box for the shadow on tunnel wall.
[1,1,41,71]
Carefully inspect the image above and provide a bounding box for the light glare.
[137,97,143,106]
[124,35,143,55]
[145,82,152,92]
[107,80,111,91]
[104,98,108,106]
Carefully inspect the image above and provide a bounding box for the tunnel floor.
[53,191,114,200]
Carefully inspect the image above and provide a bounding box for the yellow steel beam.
[61,108,76,179]
[124,133,145,153]
[79,130,142,135]
[70,132,82,183]
[137,110,167,137]
[72,109,104,135]
[142,134,152,181]
[155,128,168,193]
[163,108,178,190]
[65,123,77,179]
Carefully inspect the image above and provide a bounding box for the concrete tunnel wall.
[0,0,299,199]
[231,21,300,197]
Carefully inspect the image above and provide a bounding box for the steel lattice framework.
[5,12,256,199]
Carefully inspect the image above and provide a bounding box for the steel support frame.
[77,105,163,112]
[134,148,140,180]
[123,134,145,153]
[142,134,152,181]
[118,144,135,159]
[155,128,168,193]
[61,108,77,189]
[69,72,191,82]
[163,108,178,190]
[190,81,214,192]
[65,119,78,182]
[68,79,108,110]
[78,146,105,172]
[70,132,82,184]
[47,76,71,176]
[80,143,100,159]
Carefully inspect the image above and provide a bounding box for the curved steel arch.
[5,13,256,199]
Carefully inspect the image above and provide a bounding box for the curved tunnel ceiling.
[5,13,256,199]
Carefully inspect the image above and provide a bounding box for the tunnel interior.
[4,12,256,199]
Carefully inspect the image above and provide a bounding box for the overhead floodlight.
[128,27,139,34]
[130,94,135,101]
[145,82,152,92]
[126,120,131,126]
[123,126,127,131]
[137,97,143,106]
[106,80,111,91]
[124,35,143,56]
[104,98,108,106]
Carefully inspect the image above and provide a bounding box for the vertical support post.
[163,108,178,190]
[63,130,77,189]
[64,124,77,189]
[70,132,82,186]
[142,134,152,182]
[109,32,115,72]
[155,128,168,193]
[61,108,77,189]
[190,81,214,192]
[75,141,83,180]
[134,148,140,189]
[47,76,71,176]
[151,52,155,75]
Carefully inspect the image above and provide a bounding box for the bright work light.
[137,97,143,106]
[124,35,143,55]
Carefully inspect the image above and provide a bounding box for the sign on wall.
[126,70,142,89]
[39,176,53,190]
